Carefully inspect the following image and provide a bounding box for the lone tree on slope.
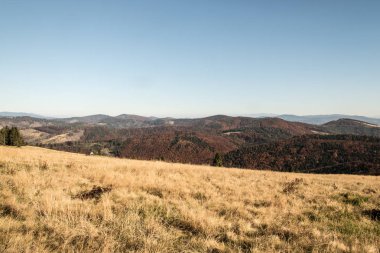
[213,153,223,167]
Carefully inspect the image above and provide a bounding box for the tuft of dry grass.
[0,146,379,252]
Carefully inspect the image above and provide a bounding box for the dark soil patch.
[145,187,164,198]
[73,185,112,201]
[363,209,380,221]
[340,192,369,206]
[283,178,304,194]
[0,204,24,220]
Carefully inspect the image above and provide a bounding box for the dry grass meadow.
[0,146,379,252]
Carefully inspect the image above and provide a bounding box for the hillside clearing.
[0,146,379,252]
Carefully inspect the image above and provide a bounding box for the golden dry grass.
[19,129,84,144]
[41,130,84,144]
[19,129,50,143]
[0,146,379,253]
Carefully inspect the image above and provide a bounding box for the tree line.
[0,126,24,146]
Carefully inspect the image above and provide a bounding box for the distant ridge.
[2,112,380,126]
[1,114,380,174]
[0,111,52,119]
[278,114,380,125]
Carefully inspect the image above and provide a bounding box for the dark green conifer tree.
[0,126,24,147]
[3,126,10,145]
[0,127,6,145]
[9,127,23,146]
[212,153,223,167]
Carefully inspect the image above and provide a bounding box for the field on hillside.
[0,146,379,252]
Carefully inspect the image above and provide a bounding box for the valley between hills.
[1,114,379,175]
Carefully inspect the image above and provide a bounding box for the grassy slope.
[0,146,379,253]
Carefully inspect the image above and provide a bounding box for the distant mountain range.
[0,111,52,119]
[1,112,379,125]
[1,112,379,175]
[277,114,380,125]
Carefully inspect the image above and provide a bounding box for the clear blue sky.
[1,0,379,117]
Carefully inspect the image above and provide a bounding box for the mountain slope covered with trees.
[223,135,380,175]
[1,115,379,175]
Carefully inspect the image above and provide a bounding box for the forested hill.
[223,135,380,175]
[1,115,380,175]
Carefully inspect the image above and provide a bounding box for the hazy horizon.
[1,110,380,120]
[1,1,379,117]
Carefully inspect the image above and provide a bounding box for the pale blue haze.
[0,0,379,117]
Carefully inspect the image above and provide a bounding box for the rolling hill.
[224,135,380,175]
[1,114,380,174]
[0,146,379,252]
[322,119,380,137]
[278,114,380,125]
